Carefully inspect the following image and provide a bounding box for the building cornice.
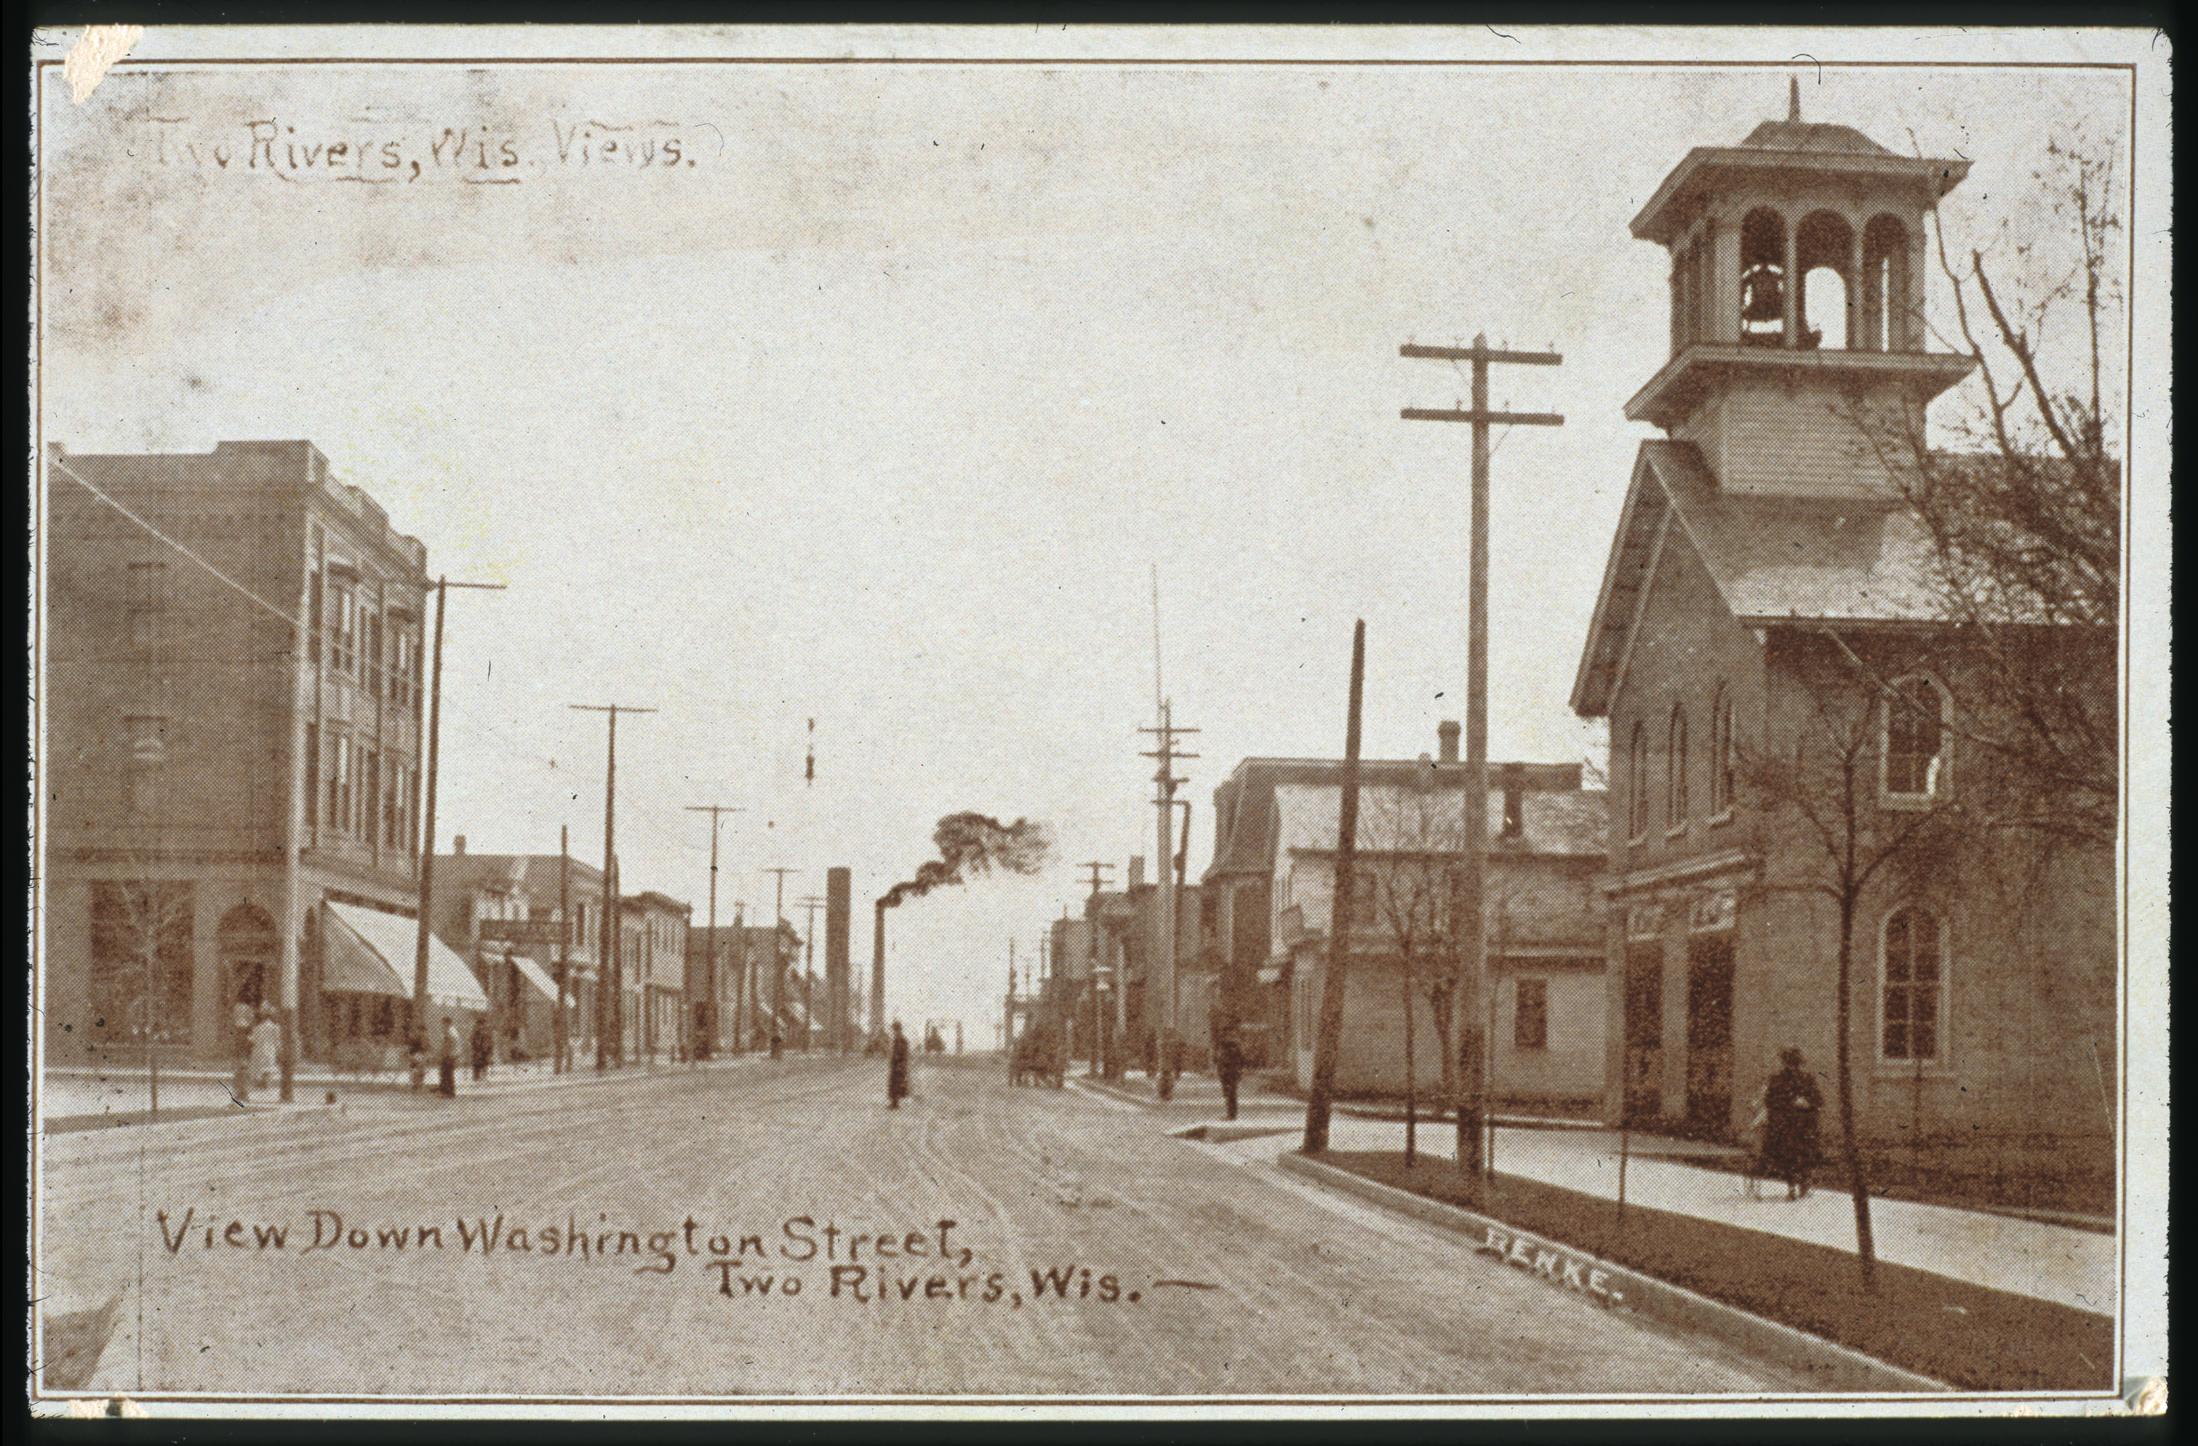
[1600,847,1759,899]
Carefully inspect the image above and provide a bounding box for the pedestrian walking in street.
[1761,1046,1823,1200]
[1214,1023,1245,1121]
[438,1018,461,1098]
[887,1020,912,1109]
[247,1004,282,1092]
[770,1026,784,1060]
[470,1015,493,1083]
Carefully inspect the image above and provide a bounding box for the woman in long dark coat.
[1761,1047,1823,1200]
[887,1021,912,1109]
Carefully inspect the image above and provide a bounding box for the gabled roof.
[1205,757,1586,882]
[1271,780,1607,862]
[435,851,607,901]
[1570,440,1951,717]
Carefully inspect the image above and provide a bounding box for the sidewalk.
[1230,1115,2113,1317]
[37,1051,774,1131]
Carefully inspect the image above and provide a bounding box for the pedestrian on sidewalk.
[886,1020,911,1109]
[232,996,257,1100]
[1214,1023,1245,1121]
[438,1018,460,1098]
[248,1005,282,1092]
[469,1015,493,1082]
[1762,1047,1823,1201]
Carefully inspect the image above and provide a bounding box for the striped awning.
[324,902,489,1011]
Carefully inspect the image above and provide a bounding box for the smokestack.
[453,834,467,855]
[1437,721,1461,764]
[1128,856,1146,889]
[1501,762,1525,839]
[871,900,887,1039]
[826,868,850,1052]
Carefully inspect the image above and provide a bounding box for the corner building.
[43,440,484,1067]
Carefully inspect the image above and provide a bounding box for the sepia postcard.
[27,23,2169,1420]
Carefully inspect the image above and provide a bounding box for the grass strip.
[1321,1149,2113,1393]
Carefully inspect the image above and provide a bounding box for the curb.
[1278,1151,1950,1395]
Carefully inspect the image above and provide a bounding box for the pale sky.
[35,40,2132,1038]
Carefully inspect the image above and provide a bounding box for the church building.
[1569,92,2117,1177]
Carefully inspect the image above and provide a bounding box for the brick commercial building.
[1569,101,2116,1172]
[430,841,606,1066]
[620,890,691,1062]
[687,920,801,1053]
[42,440,486,1076]
[1262,751,1606,1104]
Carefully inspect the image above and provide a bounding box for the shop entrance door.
[1622,942,1665,1123]
[1685,933,1735,1134]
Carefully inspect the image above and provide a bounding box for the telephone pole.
[571,702,657,1070]
[763,866,799,1054]
[410,576,505,1086]
[796,894,826,1051]
[1079,861,1116,1077]
[684,803,744,1061]
[555,824,571,1074]
[1401,333,1563,1173]
[1139,703,1199,1100]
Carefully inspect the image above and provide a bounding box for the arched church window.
[1738,208,1788,345]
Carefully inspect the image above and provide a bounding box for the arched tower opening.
[1738,208,1789,346]
[1795,210,1857,350]
[1862,214,1912,352]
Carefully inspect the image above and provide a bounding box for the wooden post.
[1401,336,1563,1175]
[1303,619,1367,1156]
[571,703,656,1070]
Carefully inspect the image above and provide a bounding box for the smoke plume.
[879,812,1052,909]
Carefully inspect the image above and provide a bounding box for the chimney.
[1128,856,1146,890]
[1500,763,1525,840]
[1437,721,1461,764]
[453,834,467,855]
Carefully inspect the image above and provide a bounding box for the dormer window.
[1881,675,1952,803]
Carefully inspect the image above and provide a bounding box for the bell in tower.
[1626,85,1978,498]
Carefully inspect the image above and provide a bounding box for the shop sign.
[1689,889,1736,934]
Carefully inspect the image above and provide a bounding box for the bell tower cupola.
[1626,83,1977,497]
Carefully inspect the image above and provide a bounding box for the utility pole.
[1139,701,1199,1100]
[1304,619,1369,1155]
[797,894,826,1051]
[731,900,749,1051]
[411,576,505,1086]
[763,867,799,1056]
[571,702,657,1070]
[684,803,744,1062]
[555,825,571,1074]
[1080,860,1116,1077]
[1402,333,1563,1174]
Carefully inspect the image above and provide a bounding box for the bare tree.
[1739,651,1968,1290]
[1851,127,2122,848]
[1363,781,1467,1166]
